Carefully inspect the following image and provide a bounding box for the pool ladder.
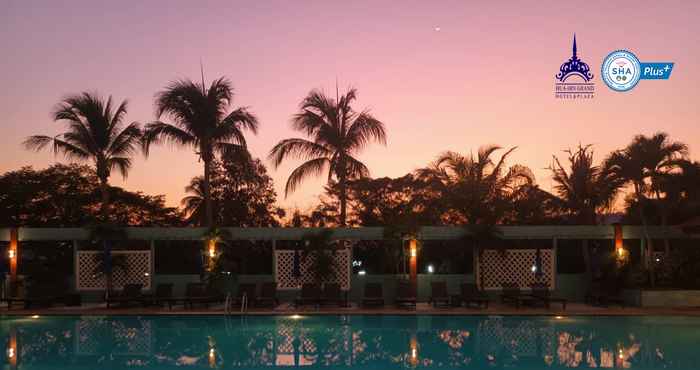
[224,292,248,315]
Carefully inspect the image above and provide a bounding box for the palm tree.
[181,176,209,225]
[416,145,534,224]
[24,92,141,220]
[142,77,258,227]
[269,87,387,226]
[549,144,623,224]
[549,144,623,284]
[604,133,688,284]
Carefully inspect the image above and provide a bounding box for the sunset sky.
[1,0,698,211]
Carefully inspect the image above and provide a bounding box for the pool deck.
[3,302,700,316]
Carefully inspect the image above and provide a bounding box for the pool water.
[1,315,698,369]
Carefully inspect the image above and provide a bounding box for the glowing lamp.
[8,249,15,259]
[613,223,627,262]
[208,239,216,258]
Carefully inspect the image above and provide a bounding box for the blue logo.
[602,50,674,92]
[601,50,641,92]
[555,34,595,99]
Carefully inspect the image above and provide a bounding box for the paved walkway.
[3,302,700,316]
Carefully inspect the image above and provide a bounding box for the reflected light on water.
[0,315,684,369]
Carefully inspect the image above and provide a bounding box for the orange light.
[7,328,17,366]
[409,239,417,257]
[409,335,418,366]
[208,240,216,258]
[9,228,18,286]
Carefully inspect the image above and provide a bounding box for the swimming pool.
[1,315,698,369]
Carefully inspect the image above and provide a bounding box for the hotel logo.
[555,34,594,99]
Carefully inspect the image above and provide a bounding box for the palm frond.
[298,89,338,128]
[268,138,332,168]
[215,142,252,163]
[215,107,259,146]
[107,122,142,157]
[107,157,132,179]
[344,155,371,179]
[346,110,387,151]
[285,158,330,197]
[142,121,196,156]
[24,135,91,161]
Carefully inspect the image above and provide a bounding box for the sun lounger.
[295,283,321,308]
[361,283,385,307]
[429,281,451,308]
[145,283,176,309]
[500,282,535,308]
[530,283,567,310]
[459,283,490,308]
[256,282,279,308]
[586,282,625,307]
[183,282,222,309]
[4,283,62,310]
[320,283,345,307]
[106,283,145,308]
[395,281,417,309]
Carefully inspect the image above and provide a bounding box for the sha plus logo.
[601,50,674,92]
[555,34,595,99]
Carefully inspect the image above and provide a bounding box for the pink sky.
[1,0,698,210]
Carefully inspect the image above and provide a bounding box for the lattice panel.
[275,249,351,290]
[477,317,555,358]
[76,250,152,291]
[75,317,153,356]
[477,249,555,290]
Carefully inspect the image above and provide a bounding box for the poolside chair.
[459,283,490,308]
[320,283,345,307]
[4,282,62,310]
[106,283,145,308]
[295,283,321,308]
[256,282,279,308]
[395,281,416,309]
[147,283,176,309]
[429,281,451,308]
[586,281,626,307]
[361,282,385,307]
[530,283,567,310]
[232,283,257,309]
[500,282,535,308]
[183,282,221,309]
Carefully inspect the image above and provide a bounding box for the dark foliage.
[0,164,182,226]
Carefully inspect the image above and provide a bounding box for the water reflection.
[0,315,694,368]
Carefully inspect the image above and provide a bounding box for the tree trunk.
[582,239,592,283]
[338,160,347,227]
[203,156,214,227]
[656,190,671,258]
[99,177,110,222]
[637,191,655,287]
